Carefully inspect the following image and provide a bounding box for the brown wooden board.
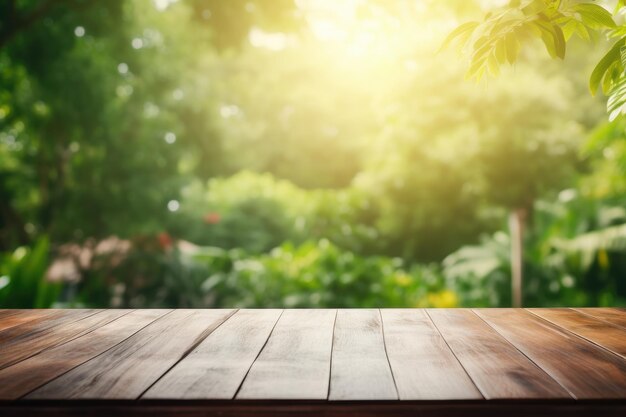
[27,309,235,400]
[476,308,626,399]
[529,308,626,358]
[574,308,626,329]
[236,309,336,400]
[0,310,168,400]
[429,309,570,399]
[0,310,61,333]
[144,309,282,400]
[380,309,482,400]
[0,307,625,412]
[0,310,94,345]
[328,309,397,400]
[0,309,121,370]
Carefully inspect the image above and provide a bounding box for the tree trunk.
[508,208,526,307]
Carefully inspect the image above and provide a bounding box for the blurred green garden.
[1,0,626,308]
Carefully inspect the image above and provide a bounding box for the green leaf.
[573,3,616,29]
[560,17,590,41]
[532,19,565,59]
[440,21,479,51]
[487,52,500,76]
[495,38,507,64]
[607,75,626,120]
[521,0,547,16]
[602,61,620,95]
[552,23,566,59]
[504,32,520,64]
[560,18,577,40]
[589,38,626,95]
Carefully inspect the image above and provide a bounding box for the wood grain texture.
[144,309,282,400]
[27,309,235,400]
[0,309,120,370]
[0,309,93,345]
[328,309,397,400]
[476,308,626,399]
[1,307,626,409]
[574,308,626,329]
[0,310,167,400]
[529,308,626,358]
[429,309,570,399]
[236,309,336,400]
[380,309,482,400]
[0,310,60,333]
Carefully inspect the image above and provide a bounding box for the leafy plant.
[445,0,624,118]
[71,238,460,309]
[191,240,454,308]
[0,237,61,308]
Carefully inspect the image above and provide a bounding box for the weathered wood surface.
[380,309,481,400]
[0,308,625,417]
[329,309,397,400]
[28,309,234,399]
[236,309,336,400]
[574,308,626,329]
[476,308,626,399]
[529,308,626,358]
[429,309,570,399]
[144,309,282,400]
[0,310,166,399]
[0,309,119,370]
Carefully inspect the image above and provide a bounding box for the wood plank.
[0,309,168,400]
[428,309,570,399]
[574,308,626,329]
[0,310,61,333]
[236,309,336,400]
[379,309,481,400]
[529,308,626,359]
[0,309,91,344]
[27,309,235,399]
[328,309,397,400]
[0,309,116,370]
[476,308,626,399]
[143,309,282,400]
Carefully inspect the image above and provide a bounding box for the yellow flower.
[394,273,412,287]
[426,290,459,308]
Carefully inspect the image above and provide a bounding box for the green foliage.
[445,192,626,307]
[443,232,512,306]
[0,237,61,308]
[447,0,625,118]
[78,239,457,308]
[193,240,453,308]
[172,171,379,254]
[580,117,626,198]
[0,0,620,309]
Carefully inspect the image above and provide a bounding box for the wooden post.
[508,208,525,308]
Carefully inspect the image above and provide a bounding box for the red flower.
[203,212,221,224]
[157,232,173,250]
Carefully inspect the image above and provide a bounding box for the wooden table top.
[1,308,626,417]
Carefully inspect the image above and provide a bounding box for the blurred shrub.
[172,171,380,254]
[0,237,61,308]
[172,170,481,262]
[192,240,450,308]
[73,238,456,308]
[444,193,626,307]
